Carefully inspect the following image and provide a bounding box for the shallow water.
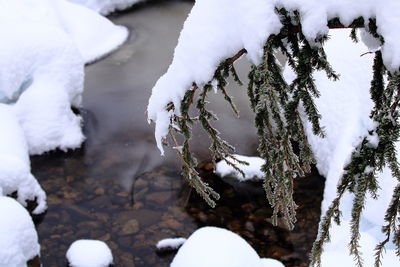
[31,1,325,266]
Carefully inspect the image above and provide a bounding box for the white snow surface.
[215,154,264,181]
[67,0,143,15]
[156,238,187,250]
[0,196,40,267]
[284,29,398,265]
[260,258,286,267]
[0,0,128,64]
[147,0,400,154]
[170,227,285,267]
[66,239,113,267]
[0,105,47,214]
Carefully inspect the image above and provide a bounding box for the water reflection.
[31,1,325,266]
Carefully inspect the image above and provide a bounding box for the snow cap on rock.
[0,196,40,267]
[171,226,285,267]
[66,239,113,267]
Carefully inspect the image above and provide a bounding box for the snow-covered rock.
[156,238,187,250]
[0,196,40,267]
[66,239,113,267]
[215,154,264,181]
[170,227,284,267]
[67,0,143,15]
[0,20,85,154]
[0,105,46,214]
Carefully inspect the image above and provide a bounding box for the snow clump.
[215,154,264,181]
[66,239,113,267]
[156,237,187,250]
[0,104,46,214]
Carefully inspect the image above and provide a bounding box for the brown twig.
[226,48,247,65]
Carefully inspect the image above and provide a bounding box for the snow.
[284,29,398,265]
[260,258,285,267]
[170,227,284,267]
[147,0,281,154]
[0,104,46,214]
[0,0,128,64]
[0,0,129,213]
[0,196,40,267]
[215,154,264,181]
[67,0,143,15]
[147,0,400,154]
[156,238,187,250]
[66,239,113,267]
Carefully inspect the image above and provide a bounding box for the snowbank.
[147,0,400,155]
[0,196,40,267]
[0,0,129,212]
[215,154,264,181]
[66,239,113,267]
[170,227,284,267]
[67,0,143,15]
[284,29,398,265]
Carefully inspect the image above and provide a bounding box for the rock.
[121,219,139,235]
[145,191,172,204]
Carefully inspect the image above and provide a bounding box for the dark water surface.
[31,1,325,266]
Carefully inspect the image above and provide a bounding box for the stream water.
[30,1,325,266]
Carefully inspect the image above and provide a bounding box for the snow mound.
[0,196,40,267]
[215,154,264,181]
[50,0,129,63]
[66,239,113,267]
[0,104,46,214]
[156,237,187,250]
[0,0,128,64]
[67,0,143,15]
[170,227,284,267]
[0,20,85,154]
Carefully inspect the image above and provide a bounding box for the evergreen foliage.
[162,8,400,267]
